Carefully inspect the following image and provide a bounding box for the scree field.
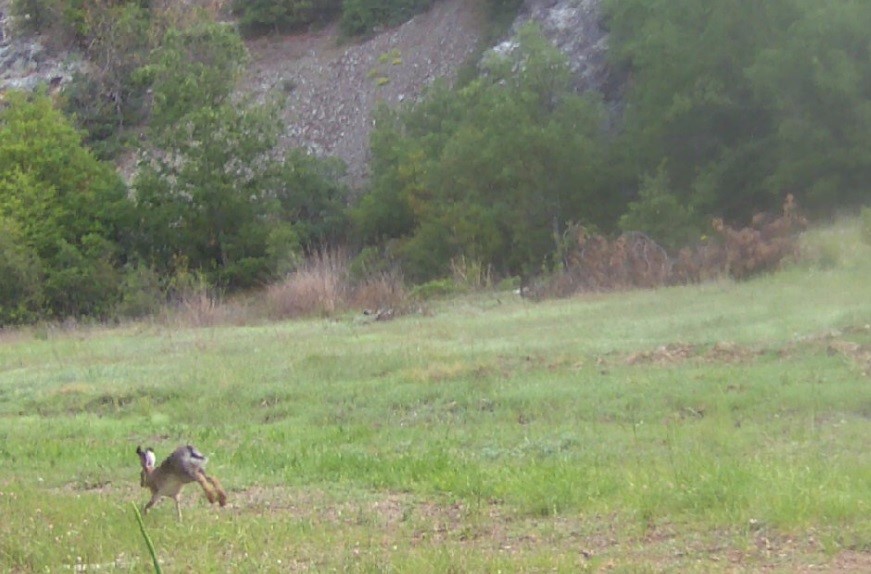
[1,221,870,572]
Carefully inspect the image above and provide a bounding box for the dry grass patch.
[265,250,408,319]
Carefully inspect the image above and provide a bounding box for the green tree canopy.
[133,24,348,289]
[0,91,130,320]
[605,0,871,220]
[356,25,609,280]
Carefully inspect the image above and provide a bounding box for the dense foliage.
[1,4,350,323]
[356,26,611,281]
[339,0,434,36]
[358,0,871,279]
[131,20,349,291]
[605,0,871,218]
[2,0,869,324]
[0,92,130,322]
[231,0,343,36]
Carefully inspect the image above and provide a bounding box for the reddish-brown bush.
[712,194,807,280]
[536,196,805,298]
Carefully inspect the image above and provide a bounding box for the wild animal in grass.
[136,445,227,521]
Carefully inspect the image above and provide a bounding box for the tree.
[9,0,63,34]
[604,0,871,220]
[232,0,343,36]
[0,91,130,320]
[62,1,152,157]
[135,100,280,288]
[135,99,350,288]
[144,21,249,133]
[618,164,699,251]
[357,25,608,281]
[745,0,871,211]
[133,22,347,289]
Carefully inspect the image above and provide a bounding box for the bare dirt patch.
[623,341,762,367]
[781,324,871,377]
[614,325,871,375]
[203,486,871,571]
[54,482,869,571]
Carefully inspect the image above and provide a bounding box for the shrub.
[265,249,349,318]
[544,226,671,297]
[0,92,130,323]
[340,0,434,37]
[534,196,807,298]
[265,249,407,319]
[349,246,395,282]
[350,271,407,313]
[450,255,492,290]
[618,165,700,252]
[0,219,43,324]
[409,278,458,300]
[115,264,164,319]
[41,236,121,319]
[712,195,807,280]
[232,0,342,36]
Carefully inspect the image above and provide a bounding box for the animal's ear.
[186,445,206,460]
[137,446,156,468]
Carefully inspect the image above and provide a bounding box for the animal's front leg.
[143,493,160,515]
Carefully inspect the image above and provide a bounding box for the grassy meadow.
[1,220,870,572]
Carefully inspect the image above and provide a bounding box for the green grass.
[1,219,870,572]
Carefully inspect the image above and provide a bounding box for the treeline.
[1,0,869,324]
[2,2,349,324]
[358,0,871,280]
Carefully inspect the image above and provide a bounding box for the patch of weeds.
[409,278,461,300]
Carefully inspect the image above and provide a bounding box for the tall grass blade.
[132,503,162,574]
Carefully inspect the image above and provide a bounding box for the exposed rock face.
[0,4,85,92]
[505,0,615,97]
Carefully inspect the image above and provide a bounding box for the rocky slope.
[244,0,485,187]
[498,0,613,95]
[0,2,84,92]
[246,0,614,187]
[0,0,615,188]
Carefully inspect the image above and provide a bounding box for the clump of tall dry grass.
[265,249,407,320]
[164,290,251,328]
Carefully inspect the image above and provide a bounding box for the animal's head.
[136,446,156,487]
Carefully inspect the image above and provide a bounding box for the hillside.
[5,0,864,326]
[243,0,614,187]
[244,0,486,187]
[0,0,614,187]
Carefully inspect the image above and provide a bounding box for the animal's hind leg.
[195,472,218,504]
[205,474,228,507]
